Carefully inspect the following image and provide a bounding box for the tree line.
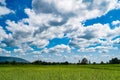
[77,57,120,64]
[0,57,120,65]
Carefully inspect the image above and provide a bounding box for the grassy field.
[0,64,120,80]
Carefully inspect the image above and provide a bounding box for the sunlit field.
[0,64,119,80]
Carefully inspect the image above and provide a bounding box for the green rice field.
[0,64,120,80]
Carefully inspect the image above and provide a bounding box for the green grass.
[0,64,120,80]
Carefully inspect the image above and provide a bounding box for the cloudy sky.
[0,0,120,63]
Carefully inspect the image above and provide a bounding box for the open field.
[0,64,120,80]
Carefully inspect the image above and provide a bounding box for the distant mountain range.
[0,56,30,63]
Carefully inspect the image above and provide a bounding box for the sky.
[0,0,120,63]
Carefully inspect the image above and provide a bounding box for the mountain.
[0,56,30,63]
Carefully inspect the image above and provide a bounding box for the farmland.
[0,64,120,80]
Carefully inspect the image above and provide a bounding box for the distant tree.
[109,57,120,64]
[93,62,96,64]
[106,62,109,64]
[5,61,10,64]
[61,61,69,65]
[64,61,69,65]
[11,60,16,65]
[32,60,42,64]
[100,61,104,64]
[81,58,88,64]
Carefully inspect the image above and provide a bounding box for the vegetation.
[0,57,120,80]
[0,65,120,80]
[1,57,120,65]
[79,58,88,64]
[109,58,120,64]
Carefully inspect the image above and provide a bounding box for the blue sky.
[0,0,120,63]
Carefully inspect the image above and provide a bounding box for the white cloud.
[78,47,96,53]
[68,23,120,53]
[0,48,11,55]
[6,16,65,49]
[112,38,120,44]
[14,49,24,54]
[32,39,49,48]
[1,0,120,60]
[73,55,81,60]
[5,8,66,49]
[6,20,35,47]
[32,0,120,21]
[112,20,120,26]
[0,6,12,16]
[0,42,6,47]
[0,0,6,5]
[0,26,8,41]
[6,20,35,33]
[5,7,120,56]
[0,0,14,16]
[42,44,71,54]
[32,51,41,54]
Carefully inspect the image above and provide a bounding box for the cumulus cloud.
[42,44,71,54]
[14,49,24,54]
[4,8,66,48]
[32,0,120,21]
[5,15,64,48]
[112,20,120,26]
[112,38,120,44]
[0,47,11,56]
[0,0,6,5]
[0,0,13,16]
[0,6,12,16]
[69,23,120,53]
[5,20,34,47]
[1,0,120,60]
[0,26,8,41]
